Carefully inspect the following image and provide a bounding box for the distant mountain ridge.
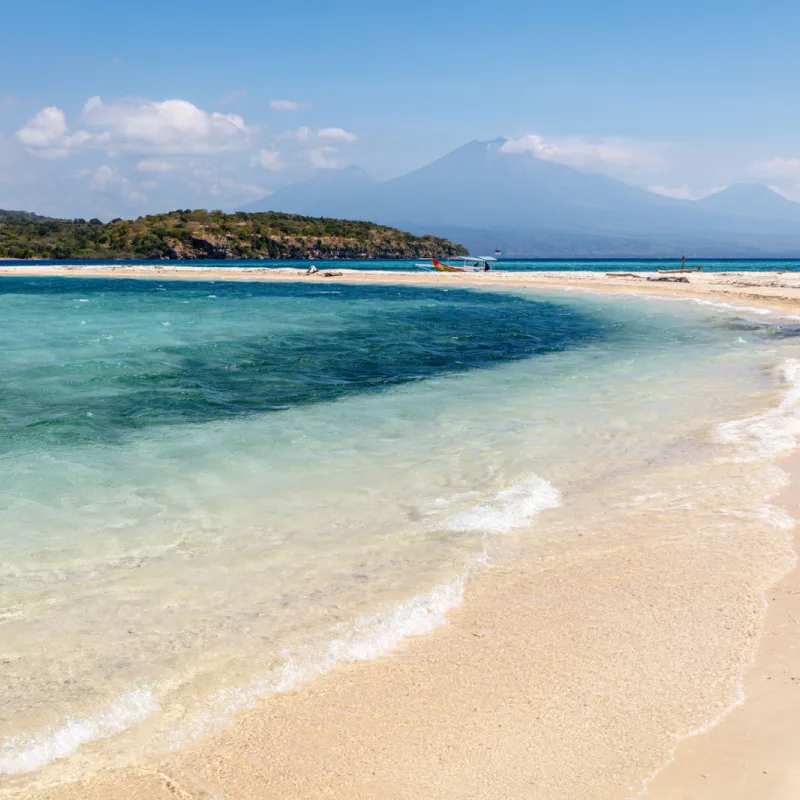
[240,140,800,257]
[696,183,800,220]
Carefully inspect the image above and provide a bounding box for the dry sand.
[5,266,800,800]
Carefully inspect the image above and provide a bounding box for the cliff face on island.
[0,209,468,260]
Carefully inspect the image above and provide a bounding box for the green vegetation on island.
[0,209,468,260]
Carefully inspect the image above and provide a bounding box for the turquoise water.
[1,277,799,786]
[0,279,607,448]
[2,258,800,271]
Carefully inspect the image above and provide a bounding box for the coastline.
[645,452,800,799]
[2,265,800,318]
[6,269,799,800]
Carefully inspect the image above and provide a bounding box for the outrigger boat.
[415,256,497,273]
[658,254,703,274]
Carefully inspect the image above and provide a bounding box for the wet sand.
[645,454,800,800]
[5,267,800,800]
[21,453,799,800]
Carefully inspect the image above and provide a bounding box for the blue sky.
[2,0,800,217]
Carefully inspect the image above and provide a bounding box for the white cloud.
[648,184,724,200]
[17,97,253,160]
[753,156,800,178]
[277,126,358,144]
[91,164,120,191]
[500,133,663,171]
[16,106,68,147]
[15,107,99,158]
[307,146,342,169]
[251,148,286,171]
[136,158,180,173]
[269,99,310,111]
[90,164,140,195]
[81,96,252,156]
[318,127,358,142]
[270,127,358,169]
[769,184,800,201]
[648,184,696,200]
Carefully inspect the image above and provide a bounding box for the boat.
[415,256,497,273]
[658,254,703,274]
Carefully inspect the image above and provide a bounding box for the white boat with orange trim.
[415,256,497,273]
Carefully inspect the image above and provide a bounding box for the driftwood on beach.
[605,272,690,282]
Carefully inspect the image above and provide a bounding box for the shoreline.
[23,454,800,800]
[2,265,800,318]
[644,452,800,799]
[7,269,800,800]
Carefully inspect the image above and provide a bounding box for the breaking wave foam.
[442,474,562,534]
[4,473,561,771]
[0,688,158,776]
[176,575,465,744]
[691,298,777,316]
[178,472,561,744]
[717,359,800,460]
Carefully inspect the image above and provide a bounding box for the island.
[0,209,468,261]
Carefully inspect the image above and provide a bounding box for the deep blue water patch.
[0,278,617,449]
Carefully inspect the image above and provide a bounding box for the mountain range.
[240,139,800,257]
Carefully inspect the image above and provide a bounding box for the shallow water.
[1,278,798,788]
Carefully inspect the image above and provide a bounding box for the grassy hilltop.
[0,209,468,260]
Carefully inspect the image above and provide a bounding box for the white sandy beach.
[5,266,799,800]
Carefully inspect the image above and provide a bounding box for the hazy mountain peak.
[712,182,783,195]
[697,182,800,219]
[240,140,800,255]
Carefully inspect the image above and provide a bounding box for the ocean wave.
[717,359,800,461]
[637,361,800,796]
[691,298,776,316]
[442,473,562,534]
[2,471,562,772]
[0,688,158,776]
[175,575,465,744]
[0,474,561,775]
[176,473,562,745]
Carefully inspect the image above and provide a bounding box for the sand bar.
[3,265,800,317]
[4,267,799,800]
